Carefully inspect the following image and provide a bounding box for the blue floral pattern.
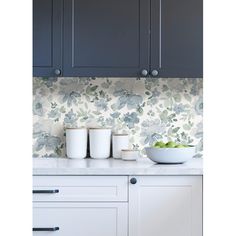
[33,77,203,157]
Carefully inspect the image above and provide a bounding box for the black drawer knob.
[130,178,137,184]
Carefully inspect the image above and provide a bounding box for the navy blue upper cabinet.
[150,0,203,78]
[33,0,203,78]
[33,0,63,77]
[63,0,150,77]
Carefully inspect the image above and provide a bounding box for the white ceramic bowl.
[145,146,195,164]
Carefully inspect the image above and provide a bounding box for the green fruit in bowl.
[153,140,190,149]
[165,141,177,148]
[175,144,186,148]
[154,141,166,148]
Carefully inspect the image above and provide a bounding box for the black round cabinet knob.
[130,178,137,184]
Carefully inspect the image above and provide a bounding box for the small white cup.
[121,149,140,161]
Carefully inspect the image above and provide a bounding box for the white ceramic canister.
[66,128,87,159]
[112,134,129,159]
[121,149,140,161]
[89,128,112,159]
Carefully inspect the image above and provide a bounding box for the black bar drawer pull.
[33,189,59,194]
[33,227,59,231]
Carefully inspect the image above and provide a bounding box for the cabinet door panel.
[129,176,202,236]
[63,0,149,77]
[151,0,203,78]
[33,0,62,76]
[33,202,128,236]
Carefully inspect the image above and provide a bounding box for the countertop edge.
[33,157,203,176]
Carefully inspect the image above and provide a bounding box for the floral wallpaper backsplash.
[33,77,203,158]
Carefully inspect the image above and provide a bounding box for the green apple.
[175,144,185,148]
[154,141,166,148]
[165,141,177,148]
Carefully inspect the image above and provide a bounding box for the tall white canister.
[66,128,87,159]
[89,128,111,159]
[112,134,129,159]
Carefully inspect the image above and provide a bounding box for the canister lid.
[113,133,128,136]
[89,127,111,130]
[65,127,86,130]
[121,149,139,152]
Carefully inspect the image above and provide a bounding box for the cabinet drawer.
[33,176,128,202]
[33,202,128,236]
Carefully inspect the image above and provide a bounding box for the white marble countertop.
[33,157,203,176]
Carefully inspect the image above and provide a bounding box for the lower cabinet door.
[33,202,128,236]
[129,176,202,236]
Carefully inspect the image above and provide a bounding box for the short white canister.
[112,134,129,159]
[89,128,111,159]
[121,149,140,161]
[66,128,87,159]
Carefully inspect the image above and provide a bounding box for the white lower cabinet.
[33,175,202,236]
[33,202,128,236]
[129,176,202,236]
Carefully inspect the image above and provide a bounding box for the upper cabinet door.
[33,0,63,77]
[63,0,150,77]
[150,0,203,78]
